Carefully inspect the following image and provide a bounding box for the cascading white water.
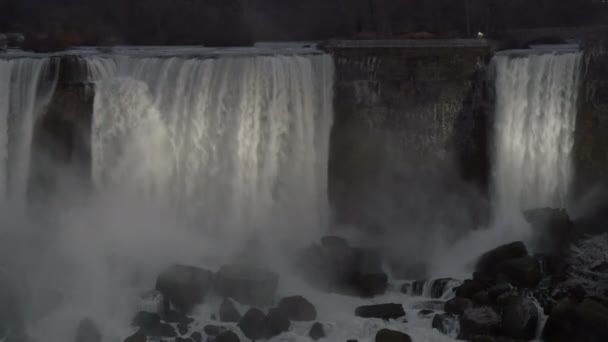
[492,52,582,223]
[87,54,334,242]
[0,58,57,204]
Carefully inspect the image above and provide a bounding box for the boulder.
[375,329,412,342]
[459,307,502,338]
[177,323,189,335]
[238,308,266,341]
[75,318,101,342]
[487,282,513,301]
[264,308,290,338]
[215,265,279,306]
[501,296,538,340]
[161,309,194,324]
[309,322,326,340]
[498,256,542,288]
[132,312,160,330]
[204,325,227,337]
[355,304,405,320]
[445,297,473,315]
[142,323,176,338]
[155,265,213,313]
[219,298,242,323]
[543,298,608,342]
[123,333,146,342]
[278,296,317,321]
[190,332,203,342]
[216,331,240,342]
[475,242,528,274]
[432,314,458,335]
[455,279,486,299]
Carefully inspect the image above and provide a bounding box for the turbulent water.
[86,54,334,242]
[0,58,56,204]
[492,52,582,222]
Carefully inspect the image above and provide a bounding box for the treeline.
[0,0,596,48]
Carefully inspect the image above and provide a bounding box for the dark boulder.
[238,308,266,341]
[75,318,101,342]
[161,309,194,324]
[204,325,226,337]
[219,298,242,323]
[264,308,290,338]
[142,323,177,338]
[309,322,326,340]
[543,298,608,342]
[418,309,434,317]
[216,331,240,342]
[123,333,146,342]
[215,265,279,306]
[432,314,458,335]
[445,297,473,315]
[156,265,214,313]
[475,242,528,274]
[278,296,317,321]
[498,256,542,288]
[132,312,160,330]
[455,279,486,299]
[375,329,412,342]
[355,304,405,320]
[459,307,502,338]
[190,332,203,342]
[487,282,513,301]
[472,290,492,306]
[178,323,189,335]
[501,296,539,340]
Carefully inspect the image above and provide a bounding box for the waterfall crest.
[0,58,57,204]
[88,54,335,240]
[492,52,582,222]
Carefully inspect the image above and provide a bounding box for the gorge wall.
[325,40,493,231]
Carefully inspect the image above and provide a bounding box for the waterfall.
[87,54,335,241]
[0,58,57,204]
[492,52,582,223]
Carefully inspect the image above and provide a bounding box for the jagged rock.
[75,318,101,342]
[472,290,492,306]
[238,308,266,341]
[309,322,326,340]
[219,298,242,323]
[264,308,290,338]
[487,282,513,301]
[190,332,203,342]
[204,325,227,337]
[216,331,240,342]
[215,265,279,306]
[178,323,189,335]
[459,307,502,338]
[297,242,388,297]
[156,265,214,313]
[475,242,528,275]
[123,333,146,342]
[498,256,542,288]
[501,296,538,340]
[455,279,486,299]
[445,297,473,315]
[418,309,434,317]
[432,314,458,335]
[132,312,161,330]
[162,309,194,324]
[543,298,608,342]
[375,329,412,342]
[355,304,405,320]
[278,296,317,321]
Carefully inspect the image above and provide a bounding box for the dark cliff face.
[572,28,608,216]
[326,44,492,236]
